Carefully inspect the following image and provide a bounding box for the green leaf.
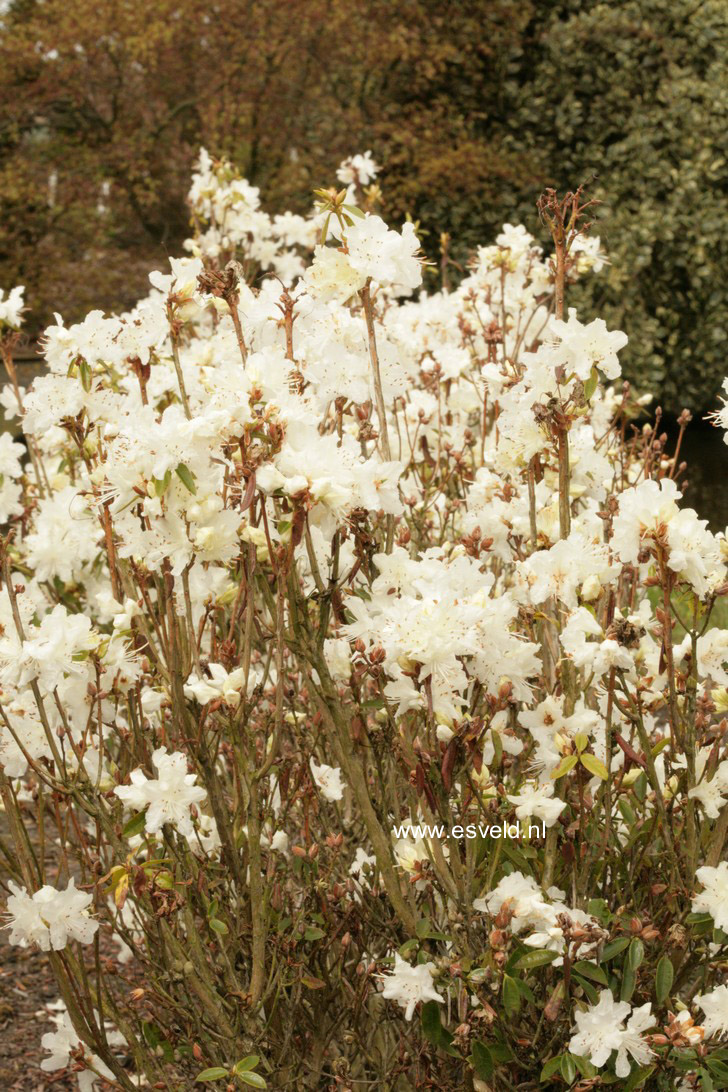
[416,917,431,939]
[514,976,536,1004]
[492,729,504,768]
[142,1021,161,1047]
[587,898,611,924]
[632,772,648,802]
[421,1000,443,1046]
[420,1001,460,1057]
[573,1054,598,1078]
[238,1075,266,1089]
[232,1056,259,1074]
[705,1057,728,1080]
[540,1055,564,1081]
[122,810,147,839]
[304,927,325,941]
[572,961,608,985]
[502,974,521,1017]
[627,938,644,971]
[651,738,671,758]
[209,918,229,935]
[196,1069,229,1082]
[175,462,197,494]
[623,1066,656,1091]
[573,974,599,1004]
[79,357,92,392]
[153,470,172,496]
[560,1054,577,1084]
[580,753,608,780]
[583,365,599,401]
[620,967,636,1002]
[470,1040,493,1080]
[514,948,559,970]
[655,956,674,1003]
[551,754,578,780]
[686,912,714,925]
[601,937,631,961]
[699,1068,716,1092]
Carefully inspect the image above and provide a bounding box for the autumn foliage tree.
[0,0,726,409]
[0,0,534,326]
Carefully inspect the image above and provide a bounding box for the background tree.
[0,0,726,409]
[505,0,728,413]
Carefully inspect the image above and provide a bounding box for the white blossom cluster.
[1,149,728,1088]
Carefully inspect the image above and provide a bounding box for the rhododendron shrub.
[2,152,728,1091]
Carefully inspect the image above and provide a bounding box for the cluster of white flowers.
[569,990,655,1078]
[114,747,207,838]
[4,878,98,951]
[1,149,728,1088]
[474,872,605,965]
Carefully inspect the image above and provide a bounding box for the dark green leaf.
[540,1055,563,1081]
[627,938,644,971]
[572,974,599,1005]
[601,937,630,961]
[421,1000,443,1046]
[502,974,521,1017]
[515,948,559,970]
[572,960,608,985]
[470,1041,493,1080]
[560,1054,577,1084]
[623,1065,656,1091]
[620,967,636,1002]
[122,811,147,839]
[655,956,674,1003]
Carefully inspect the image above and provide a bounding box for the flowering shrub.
[1,151,728,1091]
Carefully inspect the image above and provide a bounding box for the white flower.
[507,780,566,828]
[378,953,443,1020]
[0,285,25,328]
[0,431,25,476]
[323,636,352,681]
[41,1002,124,1091]
[473,871,552,932]
[695,984,728,1039]
[4,604,99,690]
[5,878,98,951]
[149,255,204,299]
[303,245,366,304]
[350,847,376,879]
[184,663,246,706]
[393,834,430,873]
[697,627,728,686]
[345,215,422,296]
[270,831,289,854]
[547,308,627,381]
[688,753,728,819]
[612,477,681,565]
[309,757,345,801]
[569,991,654,1078]
[692,862,728,932]
[114,747,207,838]
[336,151,379,186]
